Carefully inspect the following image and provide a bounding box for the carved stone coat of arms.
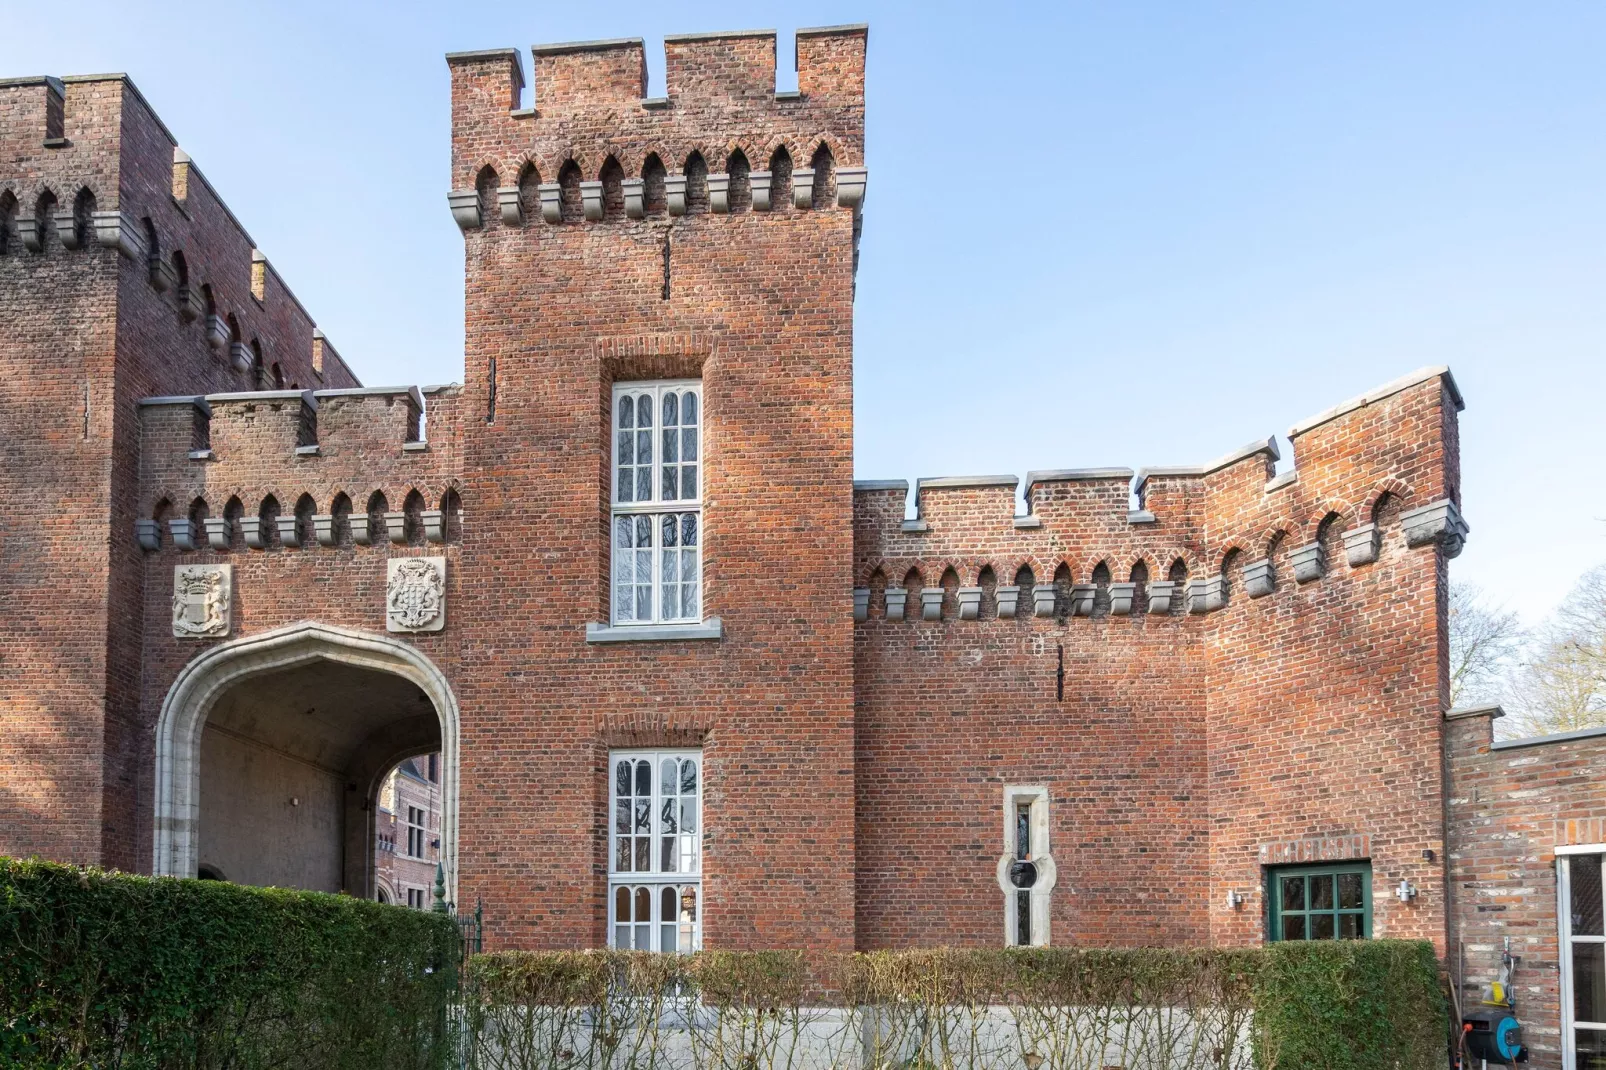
[387,556,446,633]
[172,564,232,639]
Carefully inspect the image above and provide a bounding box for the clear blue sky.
[7,2,1603,621]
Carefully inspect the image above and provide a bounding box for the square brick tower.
[445,27,867,949]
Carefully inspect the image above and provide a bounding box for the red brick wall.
[0,72,356,868]
[447,30,865,950]
[853,374,1462,950]
[1446,711,1606,1068]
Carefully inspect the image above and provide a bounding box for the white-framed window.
[609,749,702,951]
[406,805,427,859]
[611,381,702,626]
[1560,848,1606,1068]
[406,886,426,910]
[998,786,1053,947]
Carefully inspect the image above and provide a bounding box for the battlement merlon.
[853,366,1465,566]
[445,26,866,191]
[2,73,357,394]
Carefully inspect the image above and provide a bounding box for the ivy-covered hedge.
[0,857,460,1070]
[464,942,1445,1070]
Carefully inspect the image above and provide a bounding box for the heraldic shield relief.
[172,564,232,639]
[386,556,446,633]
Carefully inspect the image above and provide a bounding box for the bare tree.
[1505,565,1606,738]
[1448,580,1526,707]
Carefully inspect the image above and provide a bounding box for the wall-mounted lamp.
[290,796,300,807]
[1225,889,1244,910]
[1396,878,1417,903]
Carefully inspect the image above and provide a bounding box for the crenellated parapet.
[0,73,356,394]
[134,384,464,554]
[852,366,1465,623]
[445,27,866,233]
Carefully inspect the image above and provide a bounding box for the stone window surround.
[996,785,1056,947]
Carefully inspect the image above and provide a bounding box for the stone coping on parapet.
[314,385,425,409]
[853,480,908,492]
[1135,438,1280,496]
[916,475,1018,493]
[139,394,212,417]
[205,389,317,410]
[530,37,644,55]
[1444,703,1505,721]
[1025,468,1134,490]
[1492,724,1606,752]
[1289,365,1463,439]
[663,29,777,43]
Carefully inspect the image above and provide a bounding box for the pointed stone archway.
[152,621,459,903]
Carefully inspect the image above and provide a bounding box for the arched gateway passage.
[153,622,459,903]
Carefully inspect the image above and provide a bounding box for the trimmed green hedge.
[1252,939,1446,1070]
[0,857,1445,1070]
[464,942,1446,1070]
[0,857,460,1070]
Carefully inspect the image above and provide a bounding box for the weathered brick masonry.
[9,29,1586,1053]
[1447,710,1606,1068]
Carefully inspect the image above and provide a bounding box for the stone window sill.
[585,618,723,644]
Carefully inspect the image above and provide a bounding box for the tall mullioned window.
[612,382,702,626]
[609,750,701,952]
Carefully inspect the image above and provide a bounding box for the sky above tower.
[4,1,1602,620]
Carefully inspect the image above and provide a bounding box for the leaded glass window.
[609,750,702,952]
[612,382,703,625]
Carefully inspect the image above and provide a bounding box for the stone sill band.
[585,618,723,643]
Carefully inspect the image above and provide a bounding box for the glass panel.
[1310,875,1334,911]
[680,887,698,952]
[1281,876,1305,913]
[616,760,631,797]
[661,799,678,834]
[615,838,631,872]
[682,513,697,545]
[637,465,652,502]
[662,465,678,501]
[1339,913,1362,940]
[616,885,631,921]
[635,838,651,871]
[1578,1028,1606,1061]
[1282,915,1306,941]
[619,396,634,429]
[1577,941,1606,1024]
[633,800,650,833]
[681,797,697,833]
[662,392,678,426]
[637,394,653,427]
[1337,872,1363,910]
[1311,914,1335,940]
[1015,803,1031,862]
[681,760,697,795]
[682,391,697,424]
[683,427,697,462]
[683,465,697,496]
[614,802,629,835]
[1016,889,1031,945]
[1575,856,1605,937]
[635,759,651,797]
[663,426,679,464]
